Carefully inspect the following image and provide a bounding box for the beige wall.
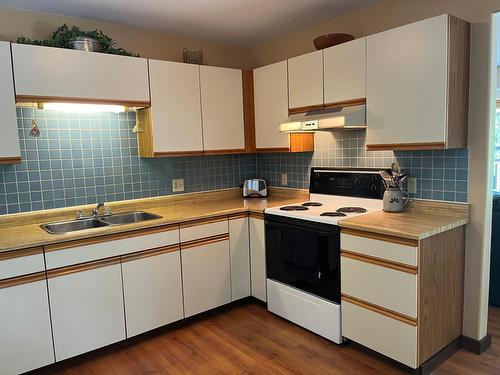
[0,6,252,69]
[251,0,500,67]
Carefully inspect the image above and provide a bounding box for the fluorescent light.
[279,121,302,132]
[42,103,126,113]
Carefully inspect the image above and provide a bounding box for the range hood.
[279,105,366,133]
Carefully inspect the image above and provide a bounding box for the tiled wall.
[0,108,256,215]
[0,109,469,215]
[256,130,469,202]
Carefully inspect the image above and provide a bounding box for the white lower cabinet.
[229,216,251,301]
[249,216,266,302]
[181,239,231,317]
[121,249,184,337]
[48,261,126,361]
[0,278,54,375]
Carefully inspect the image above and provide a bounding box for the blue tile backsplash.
[0,108,468,215]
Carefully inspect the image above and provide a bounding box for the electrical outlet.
[281,173,288,186]
[408,178,417,194]
[172,179,184,192]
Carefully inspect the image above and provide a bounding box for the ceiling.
[0,0,376,47]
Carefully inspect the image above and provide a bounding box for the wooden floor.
[37,301,500,375]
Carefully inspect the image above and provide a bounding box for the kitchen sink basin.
[41,211,162,234]
[41,218,110,234]
[100,211,162,225]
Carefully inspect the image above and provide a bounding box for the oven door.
[265,214,340,303]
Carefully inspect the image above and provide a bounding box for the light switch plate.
[172,179,185,192]
[408,178,417,194]
[281,173,288,186]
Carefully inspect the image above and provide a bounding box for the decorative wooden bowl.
[313,33,355,50]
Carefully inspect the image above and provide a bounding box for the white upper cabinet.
[0,42,20,163]
[200,65,245,151]
[324,38,366,105]
[366,14,469,150]
[288,50,323,109]
[148,60,203,154]
[254,61,290,150]
[12,44,150,104]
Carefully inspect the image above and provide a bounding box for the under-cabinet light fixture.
[41,102,127,113]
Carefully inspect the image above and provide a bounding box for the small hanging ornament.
[132,120,143,134]
[29,119,41,137]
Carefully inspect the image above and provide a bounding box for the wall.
[251,0,500,67]
[0,107,256,215]
[0,6,252,69]
[257,131,468,202]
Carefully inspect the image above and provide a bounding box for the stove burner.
[280,205,309,211]
[320,212,347,217]
[336,207,368,213]
[301,202,323,207]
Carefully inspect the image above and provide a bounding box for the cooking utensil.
[379,170,394,187]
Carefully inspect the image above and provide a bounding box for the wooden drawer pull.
[47,257,121,278]
[0,271,46,289]
[341,250,418,275]
[0,246,43,261]
[341,228,418,247]
[181,234,229,250]
[121,244,180,262]
[179,216,227,229]
[249,212,264,220]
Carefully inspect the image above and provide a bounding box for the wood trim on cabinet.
[289,133,314,152]
[0,246,43,261]
[324,97,366,110]
[242,69,256,153]
[248,212,265,220]
[288,104,324,115]
[121,244,180,263]
[179,216,228,229]
[366,142,446,151]
[153,150,204,157]
[203,149,246,156]
[341,294,418,327]
[47,257,121,278]
[341,228,418,247]
[256,147,290,153]
[0,271,46,289]
[341,250,418,275]
[0,157,21,164]
[181,233,229,250]
[15,95,150,108]
[228,212,248,220]
[137,107,154,158]
[44,224,179,252]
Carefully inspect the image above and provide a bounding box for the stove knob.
[354,178,363,187]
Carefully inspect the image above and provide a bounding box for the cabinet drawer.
[342,300,417,368]
[341,255,417,318]
[180,218,228,242]
[0,247,45,280]
[341,232,417,266]
[45,227,179,270]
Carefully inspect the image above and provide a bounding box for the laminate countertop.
[0,188,309,253]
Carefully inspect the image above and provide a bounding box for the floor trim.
[420,336,463,375]
[462,333,492,354]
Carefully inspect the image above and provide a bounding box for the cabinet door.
[229,217,251,300]
[249,216,266,302]
[366,15,448,147]
[148,60,203,153]
[200,66,245,151]
[48,261,126,361]
[0,42,20,162]
[288,50,323,109]
[122,249,184,337]
[0,277,54,375]
[324,38,366,105]
[181,239,231,317]
[12,44,150,103]
[254,61,290,150]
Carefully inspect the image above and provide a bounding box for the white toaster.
[242,179,268,198]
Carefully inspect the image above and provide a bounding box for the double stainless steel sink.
[41,211,162,234]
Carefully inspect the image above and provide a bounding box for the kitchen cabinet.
[138,60,203,157]
[48,259,126,361]
[0,248,54,375]
[249,214,266,302]
[288,50,323,111]
[200,65,245,152]
[340,226,465,369]
[11,43,150,105]
[121,247,184,337]
[366,14,469,150]
[0,42,20,164]
[181,237,232,317]
[324,38,366,106]
[229,215,251,300]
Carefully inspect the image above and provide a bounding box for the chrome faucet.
[91,202,105,217]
